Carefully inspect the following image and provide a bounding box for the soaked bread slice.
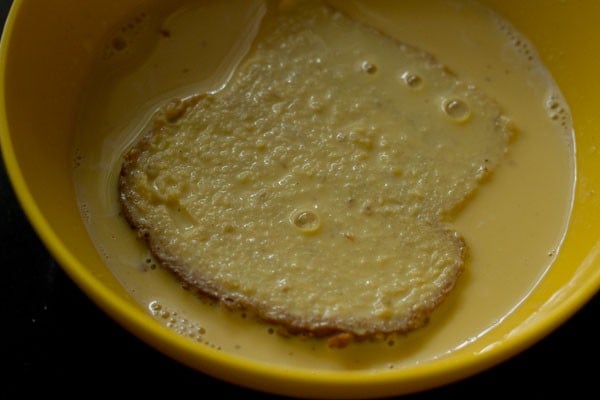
[119,0,514,347]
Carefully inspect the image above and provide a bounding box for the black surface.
[1,1,598,397]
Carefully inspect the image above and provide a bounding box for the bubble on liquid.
[143,252,158,270]
[545,94,571,130]
[111,36,127,51]
[495,15,573,134]
[442,98,471,122]
[290,209,321,233]
[158,28,171,38]
[78,202,90,223]
[97,244,110,261]
[102,11,150,61]
[148,301,209,343]
[136,255,157,272]
[400,71,424,89]
[73,147,84,169]
[494,15,540,67]
[149,301,162,312]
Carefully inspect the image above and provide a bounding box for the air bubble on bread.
[442,98,471,122]
[400,71,424,89]
[360,60,378,74]
[291,210,321,233]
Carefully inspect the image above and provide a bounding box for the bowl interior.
[2,0,600,398]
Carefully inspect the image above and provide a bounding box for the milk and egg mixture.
[73,0,575,369]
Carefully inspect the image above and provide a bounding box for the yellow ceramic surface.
[0,1,599,398]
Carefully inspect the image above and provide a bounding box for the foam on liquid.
[73,0,575,370]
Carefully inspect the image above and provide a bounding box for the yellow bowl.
[1,0,599,398]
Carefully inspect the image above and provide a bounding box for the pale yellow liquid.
[73,0,575,370]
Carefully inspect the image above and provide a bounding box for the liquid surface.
[73,0,575,370]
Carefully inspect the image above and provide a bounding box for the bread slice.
[119,0,514,347]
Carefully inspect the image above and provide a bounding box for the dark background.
[1,1,598,397]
